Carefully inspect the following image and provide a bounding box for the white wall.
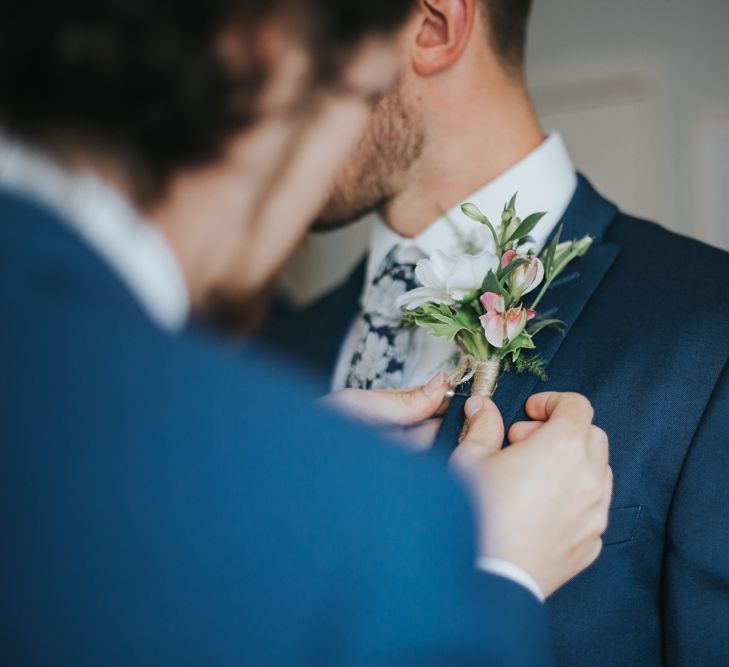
[528,0,729,245]
[281,0,729,304]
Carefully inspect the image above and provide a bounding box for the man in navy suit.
[264,0,729,664]
[0,0,615,664]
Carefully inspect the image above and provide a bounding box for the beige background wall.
[281,0,729,305]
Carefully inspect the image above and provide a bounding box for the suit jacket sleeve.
[254,401,555,667]
[2,334,553,666]
[663,359,729,664]
[334,445,554,667]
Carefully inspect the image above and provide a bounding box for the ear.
[412,0,475,77]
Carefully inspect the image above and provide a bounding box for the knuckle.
[399,390,416,408]
[592,426,609,448]
[581,473,604,504]
[568,393,594,419]
[586,540,603,566]
[399,390,427,420]
[590,505,610,536]
[598,511,610,536]
[604,470,615,506]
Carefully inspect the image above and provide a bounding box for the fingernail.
[465,396,485,419]
[424,372,446,397]
[445,389,456,398]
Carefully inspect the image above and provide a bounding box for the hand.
[451,392,612,598]
[321,373,454,450]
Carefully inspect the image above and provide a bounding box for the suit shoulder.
[608,213,729,267]
[603,212,729,339]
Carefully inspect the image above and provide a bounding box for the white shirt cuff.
[476,556,545,602]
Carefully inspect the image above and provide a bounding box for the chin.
[311,196,387,234]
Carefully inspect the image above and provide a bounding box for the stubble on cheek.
[313,91,424,232]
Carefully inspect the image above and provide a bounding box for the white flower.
[396,249,499,311]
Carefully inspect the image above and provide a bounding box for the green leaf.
[496,331,536,359]
[429,313,458,325]
[511,331,536,350]
[540,224,563,276]
[510,353,548,380]
[527,317,566,337]
[481,270,502,295]
[506,211,547,244]
[455,306,482,332]
[433,323,469,341]
[413,312,470,342]
[498,257,530,282]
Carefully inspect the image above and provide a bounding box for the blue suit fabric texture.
[0,187,552,666]
[262,175,729,666]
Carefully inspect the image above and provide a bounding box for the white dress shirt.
[333,132,578,392]
[332,133,579,602]
[0,135,189,333]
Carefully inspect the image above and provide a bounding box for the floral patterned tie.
[345,245,424,390]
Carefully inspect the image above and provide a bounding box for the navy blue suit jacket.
[0,188,552,665]
[263,176,729,666]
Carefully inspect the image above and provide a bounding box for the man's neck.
[381,82,543,238]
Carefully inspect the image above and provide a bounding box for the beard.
[312,90,425,233]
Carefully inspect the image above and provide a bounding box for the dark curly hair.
[480,0,534,73]
[0,0,414,203]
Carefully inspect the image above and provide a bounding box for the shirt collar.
[0,134,190,332]
[363,132,577,302]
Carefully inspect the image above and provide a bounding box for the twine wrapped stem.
[448,356,501,398]
[448,356,501,444]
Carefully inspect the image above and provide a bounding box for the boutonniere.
[398,194,593,399]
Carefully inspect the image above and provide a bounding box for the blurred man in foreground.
[0,0,611,664]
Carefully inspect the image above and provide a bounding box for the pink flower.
[501,249,518,267]
[480,291,505,313]
[500,250,545,297]
[479,291,536,348]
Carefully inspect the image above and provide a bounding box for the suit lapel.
[493,243,619,427]
[433,175,621,457]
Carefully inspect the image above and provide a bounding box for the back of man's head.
[479,0,534,76]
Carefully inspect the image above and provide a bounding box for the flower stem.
[530,279,552,310]
[472,359,501,398]
[458,330,491,361]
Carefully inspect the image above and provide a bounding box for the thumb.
[451,396,505,468]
